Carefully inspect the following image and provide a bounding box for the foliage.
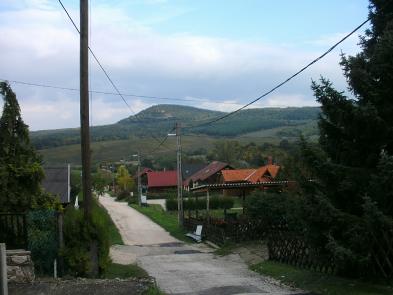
[61,199,111,276]
[103,263,148,279]
[166,196,234,211]
[245,191,304,230]
[0,82,59,212]
[93,200,123,245]
[27,210,58,275]
[92,169,113,196]
[30,105,320,150]
[70,169,81,200]
[251,260,393,295]
[294,0,393,278]
[116,165,135,192]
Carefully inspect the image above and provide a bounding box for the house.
[220,158,280,195]
[182,163,207,183]
[221,164,280,184]
[184,161,232,189]
[145,170,177,195]
[42,165,71,204]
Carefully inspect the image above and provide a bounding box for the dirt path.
[99,194,305,295]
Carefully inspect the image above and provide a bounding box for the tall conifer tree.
[0,82,44,212]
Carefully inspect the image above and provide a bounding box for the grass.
[213,242,237,256]
[103,263,148,279]
[143,285,166,295]
[93,199,124,245]
[251,260,393,295]
[131,204,190,243]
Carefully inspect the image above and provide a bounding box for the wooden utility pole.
[80,0,92,219]
[176,122,184,225]
[80,0,98,277]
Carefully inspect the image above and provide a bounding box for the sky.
[0,0,370,131]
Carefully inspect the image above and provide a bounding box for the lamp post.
[133,153,141,206]
[168,122,183,225]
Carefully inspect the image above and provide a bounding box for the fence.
[368,226,393,279]
[0,213,28,250]
[183,217,267,245]
[267,228,336,274]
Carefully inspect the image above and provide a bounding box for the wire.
[184,16,372,130]
[0,78,247,107]
[57,0,171,147]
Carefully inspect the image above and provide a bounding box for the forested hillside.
[31,104,320,150]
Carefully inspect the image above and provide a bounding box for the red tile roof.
[147,170,177,188]
[221,164,280,184]
[221,169,256,183]
[188,161,230,183]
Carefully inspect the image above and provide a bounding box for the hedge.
[166,196,234,211]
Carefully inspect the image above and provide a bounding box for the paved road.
[99,195,303,295]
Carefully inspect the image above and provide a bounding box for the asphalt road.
[99,194,304,295]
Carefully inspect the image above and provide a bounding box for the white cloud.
[0,1,362,131]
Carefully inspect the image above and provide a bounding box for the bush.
[166,196,234,211]
[245,191,304,228]
[116,190,131,201]
[28,210,58,275]
[61,199,110,277]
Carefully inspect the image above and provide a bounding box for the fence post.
[57,212,64,277]
[0,243,8,295]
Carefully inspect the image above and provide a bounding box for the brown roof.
[188,161,230,183]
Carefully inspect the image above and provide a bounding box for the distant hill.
[31,104,320,150]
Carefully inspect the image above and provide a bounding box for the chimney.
[267,156,273,165]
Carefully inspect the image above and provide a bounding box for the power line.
[57,0,172,147]
[184,16,372,130]
[0,78,249,107]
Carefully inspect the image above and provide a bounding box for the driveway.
[99,194,304,295]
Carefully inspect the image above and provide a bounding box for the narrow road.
[99,194,304,295]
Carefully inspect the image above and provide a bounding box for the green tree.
[92,169,113,196]
[116,165,134,192]
[300,0,393,276]
[0,82,54,212]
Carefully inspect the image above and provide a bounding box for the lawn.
[131,204,190,243]
[251,260,393,295]
[103,263,148,279]
[93,198,123,245]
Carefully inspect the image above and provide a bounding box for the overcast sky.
[0,0,369,131]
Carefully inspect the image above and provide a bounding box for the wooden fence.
[368,226,393,279]
[183,217,267,245]
[267,228,336,274]
[0,213,28,250]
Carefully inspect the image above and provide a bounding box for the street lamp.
[168,122,183,226]
[132,153,141,206]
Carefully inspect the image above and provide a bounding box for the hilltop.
[31,104,320,150]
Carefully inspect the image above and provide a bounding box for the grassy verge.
[103,263,148,279]
[94,199,124,245]
[251,260,393,295]
[144,285,166,295]
[131,204,190,243]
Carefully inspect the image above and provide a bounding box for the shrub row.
[166,196,234,211]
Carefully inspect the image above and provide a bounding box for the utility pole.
[80,0,98,277]
[133,153,141,206]
[176,123,184,225]
[169,122,183,225]
[80,0,91,219]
